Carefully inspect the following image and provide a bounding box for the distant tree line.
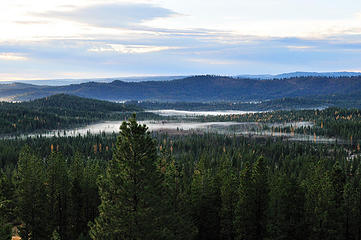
[202,108,361,143]
[0,94,163,135]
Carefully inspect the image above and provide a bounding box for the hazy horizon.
[2,71,361,85]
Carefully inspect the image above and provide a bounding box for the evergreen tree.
[69,152,86,238]
[234,162,254,240]
[0,170,14,240]
[89,115,163,239]
[302,159,335,240]
[82,159,102,235]
[343,181,353,240]
[235,157,268,240]
[51,229,61,240]
[16,145,49,240]
[268,174,306,240]
[251,156,269,240]
[218,155,238,240]
[0,220,11,240]
[191,154,221,240]
[157,149,197,240]
[330,162,346,240]
[344,165,361,240]
[45,152,71,239]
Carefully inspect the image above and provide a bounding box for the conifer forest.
[1,108,361,239]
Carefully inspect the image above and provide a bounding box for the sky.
[1,0,361,81]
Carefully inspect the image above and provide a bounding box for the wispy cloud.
[36,3,178,28]
[0,53,28,61]
[188,58,241,65]
[286,45,315,50]
[88,44,182,54]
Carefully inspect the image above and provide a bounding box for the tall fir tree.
[234,161,254,240]
[45,152,71,239]
[235,157,269,240]
[68,152,86,238]
[191,154,221,240]
[157,149,197,240]
[268,174,306,240]
[302,159,336,240]
[82,159,102,237]
[89,115,163,240]
[218,154,238,240]
[0,170,13,240]
[330,161,346,240]
[16,145,50,240]
[251,156,269,240]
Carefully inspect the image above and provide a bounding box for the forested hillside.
[0,117,360,239]
[135,93,361,110]
[200,108,361,143]
[2,75,361,103]
[0,94,143,135]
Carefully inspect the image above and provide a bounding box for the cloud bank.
[38,3,178,28]
[0,0,361,80]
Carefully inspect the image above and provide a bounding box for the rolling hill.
[237,71,361,79]
[1,75,361,102]
[0,94,141,135]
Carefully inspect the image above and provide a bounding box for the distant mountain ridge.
[3,72,360,86]
[237,71,361,79]
[1,75,361,103]
[0,75,188,86]
[3,72,361,86]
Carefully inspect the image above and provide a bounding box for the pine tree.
[343,181,354,240]
[82,159,102,235]
[51,229,61,240]
[218,155,238,240]
[302,159,335,240]
[330,161,346,240]
[191,154,221,240]
[157,149,197,240]
[89,115,163,240]
[252,156,269,240]
[235,157,268,240]
[268,174,306,240]
[346,166,361,240]
[234,162,254,240]
[69,152,86,238]
[0,170,14,240]
[45,152,71,239]
[16,145,50,240]
[0,219,11,240]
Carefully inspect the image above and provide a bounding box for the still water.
[147,109,262,117]
[24,121,246,138]
[13,119,342,144]
[4,108,345,144]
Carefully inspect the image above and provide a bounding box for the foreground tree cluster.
[1,116,361,239]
